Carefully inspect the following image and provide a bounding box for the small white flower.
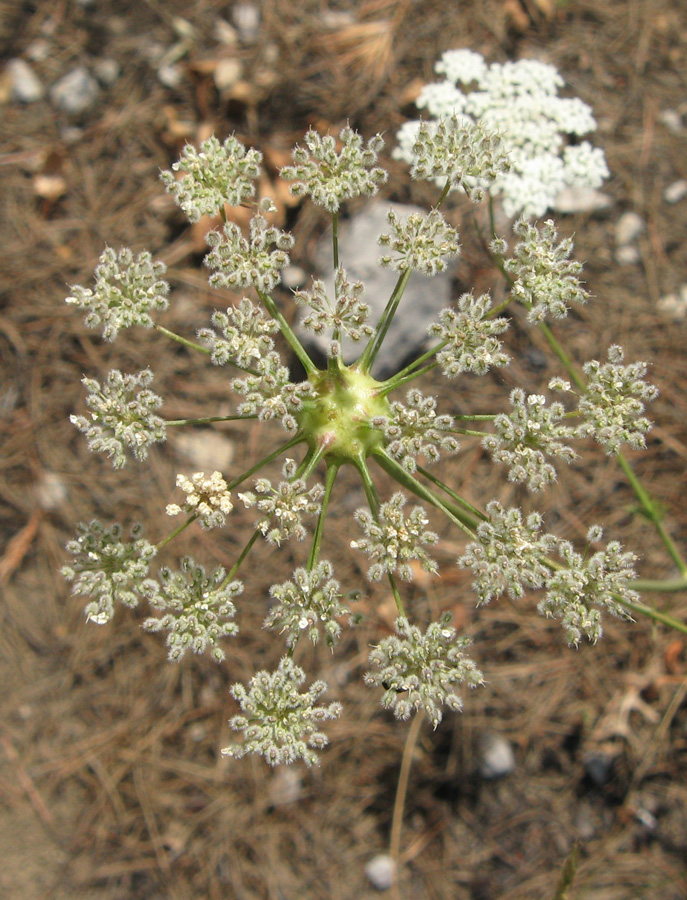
[166,471,234,529]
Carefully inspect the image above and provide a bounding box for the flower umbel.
[198,298,279,368]
[61,520,157,625]
[70,369,166,469]
[265,560,350,649]
[281,126,387,213]
[160,134,262,221]
[66,247,169,342]
[240,459,324,545]
[378,207,460,276]
[223,657,343,766]
[428,292,510,377]
[142,558,241,661]
[166,471,234,529]
[351,492,438,581]
[373,389,459,473]
[365,614,484,727]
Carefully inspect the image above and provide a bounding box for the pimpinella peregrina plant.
[63,112,687,767]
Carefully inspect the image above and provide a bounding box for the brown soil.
[1,1,687,899]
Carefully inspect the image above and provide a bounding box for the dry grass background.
[1,1,687,898]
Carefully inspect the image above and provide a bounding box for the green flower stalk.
[63,113,687,766]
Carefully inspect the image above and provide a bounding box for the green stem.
[154,324,212,356]
[155,514,197,551]
[538,321,586,391]
[332,211,339,271]
[373,450,479,537]
[358,270,413,374]
[631,577,687,593]
[616,452,687,576]
[381,361,440,394]
[165,415,257,426]
[227,433,304,491]
[416,466,488,522]
[308,462,339,570]
[224,528,262,584]
[615,595,687,636]
[256,287,318,377]
[378,341,447,393]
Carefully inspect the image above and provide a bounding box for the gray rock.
[553,186,612,215]
[50,66,98,114]
[232,3,261,43]
[364,854,396,890]
[478,733,516,779]
[8,59,44,103]
[93,58,120,86]
[657,284,687,320]
[300,200,455,378]
[614,211,645,247]
[664,179,687,205]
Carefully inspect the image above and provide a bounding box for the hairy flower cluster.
[576,345,658,453]
[62,520,157,625]
[351,492,438,581]
[408,115,511,201]
[231,351,314,432]
[539,528,637,644]
[198,298,279,368]
[500,219,588,322]
[265,560,349,649]
[66,247,169,342]
[223,656,343,766]
[484,388,577,491]
[374,389,459,473]
[160,134,262,221]
[294,267,373,350]
[378,208,460,276]
[395,49,609,217]
[166,471,234,529]
[364,615,484,727]
[281,126,387,213]
[428,292,510,377]
[142,557,241,661]
[71,369,166,469]
[239,459,324,545]
[205,201,294,293]
[459,501,557,605]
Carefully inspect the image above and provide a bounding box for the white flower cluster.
[142,557,241,662]
[459,502,557,605]
[223,656,343,766]
[428,292,510,377]
[294,267,373,349]
[395,49,609,218]
[378,208,460,276]
[61,520,157,625]
[407,114,511,201]
[265,560,349,649]
[231,351,314,432]
[281,126,388,213]
[71,369,166,469]
[500,219,588,323]
[484,388,577,491]
[540,528,637,644]
[166,471,234,529]
[373,389,459,473]
[364,614,484,727]
[351,492,438,581]
[205,201,294,293]
[160,134,262,221]
[198,298,279,368]
[239,459,324,545]
[577,345,659,454]
[66,247,169,342]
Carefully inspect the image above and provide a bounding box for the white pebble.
[657,284,687,320]
[658,109,683,134]
[232,3,261,43]
[281,265,307,290]
[364,854,396,890]
[553,186,612,215]
[478,733,516,779]
[171,430,235,471]
[8,59,44,103]
[615,244,641,266]
[614,211,645,247]
[664,179,687,205]
[93,58,120,86]
[50,66,98,114]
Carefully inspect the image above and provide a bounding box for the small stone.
[553,186,612,215]
[214,58,243,92]
[215,19,239,46]
[658,109,683,134]
[364,854,396,890]
[657,284,687,320]
[50,66,98,114]
[93,58,120,86]
[171,430,235,471]
[232,3,261,43]
[281,265,307,290]
[158,64,183,89]
[478,733,516,779]
[268,767,302,806]
[615,244,641,265]
[664,179,687,205]
[35,471,68,510]
[8,59,44,103]
[615,211,645,246]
